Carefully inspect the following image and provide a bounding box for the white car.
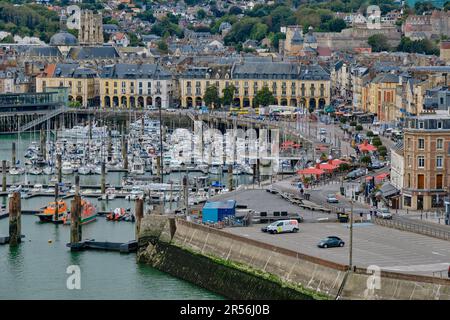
[261,220,299,234]
[376,208,392,219]
[319,128,327,135]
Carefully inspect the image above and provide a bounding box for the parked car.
[376,208,392,219]
[318,236,345,248]
[326,193,339,203]
[319,128,327,135]
[261,220,299,234]
[368,160,384,170]
[345,168,366,180]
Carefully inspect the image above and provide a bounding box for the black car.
[317,236,345,248]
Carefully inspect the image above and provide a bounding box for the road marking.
[432,251,446,256]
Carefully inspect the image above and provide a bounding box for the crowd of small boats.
[6,117,289,179]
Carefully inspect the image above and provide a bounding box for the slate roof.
[67,46,120,60]
[100,63,172,79]
[25,46,62,57]
[372,73,399,83]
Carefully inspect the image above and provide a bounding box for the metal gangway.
[18,106,69,132]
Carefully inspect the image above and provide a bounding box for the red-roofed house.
[110,32,130,47]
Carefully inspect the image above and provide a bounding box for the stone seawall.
[137,215,450,300]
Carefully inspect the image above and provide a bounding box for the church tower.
[78,10,104,46]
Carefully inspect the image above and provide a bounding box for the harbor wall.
[137,215,450,300]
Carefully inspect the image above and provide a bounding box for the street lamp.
[349,197,354,270]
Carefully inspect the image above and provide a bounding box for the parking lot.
[224,222,450,276]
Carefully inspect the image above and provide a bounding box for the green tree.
[157,40,168,53]
[250,23,268,41]
[222,84,236,107]
[0,35,14,43]
[196,9,206,20]
[368,34,390,52]
[204,86,220,108]
[360,155,372,166]
[254,86,275,107]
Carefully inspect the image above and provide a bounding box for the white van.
[262,220,299,234]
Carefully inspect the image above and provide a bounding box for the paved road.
[211,189,333,222]
[225,223,450,277]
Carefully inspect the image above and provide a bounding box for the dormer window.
[437,121,442,129]
[418,121,424,129]
[225,73,229,79]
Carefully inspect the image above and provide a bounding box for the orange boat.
[63,199,97,225]
[36,200,68,223]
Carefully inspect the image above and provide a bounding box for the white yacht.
[61,162,74,175]
[28,167,43,175]
[78,165,91,175]
[130,158,145,175]
[43,166,55,175]
[9,167,25,175]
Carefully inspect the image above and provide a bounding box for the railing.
[19,105,68,132]
[374,217,450,241]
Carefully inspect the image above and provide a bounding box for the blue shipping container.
[202,200,236,223]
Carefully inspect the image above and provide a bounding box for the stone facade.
[78,10,103,46]
[179,62,331,109]
[402,110,450,210]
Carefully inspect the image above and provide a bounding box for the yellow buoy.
[48,239,52,244]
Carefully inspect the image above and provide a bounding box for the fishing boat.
[62,199,97,225]
[36,200,68,223]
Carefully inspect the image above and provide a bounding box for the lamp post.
[349,197,354,270]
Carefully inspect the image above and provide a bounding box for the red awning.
[297,167,325,175]
[358,140,377,152]
[318,163,338,172]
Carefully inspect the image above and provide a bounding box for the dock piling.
[101,162,106,194]
[70,194,82,244]
[12,142,16,167]
[8,191,21,246]
[122,135,128,170]
[227,165,233,191]
[2,160,6,192]
[135,198,144,241]
[75,174,80,196]
[57,154,62,184]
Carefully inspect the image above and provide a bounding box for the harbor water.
[0,133,224,299]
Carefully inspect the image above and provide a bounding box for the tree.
[372,137,382,147]
[157,40,168,53]
[355,125,363,131]
[397,36,439,55]
[0,35,14,43]
[229,6,242,15]
[368,34,390,52]
[196,9,206,20]
[254,86,275,107]
[222,84,236,107]
[250,23,268,41]
[204,86,220,108]
[414,1,436,14]
[360,155,372,166]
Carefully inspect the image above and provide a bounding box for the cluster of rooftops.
[44,61,331,81]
